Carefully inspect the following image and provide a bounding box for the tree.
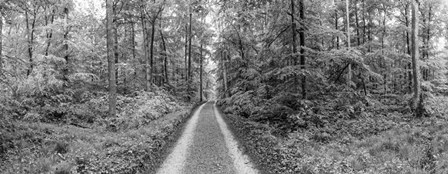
[411,0,421,116]
[0,6,2,75]
[299,0,306,98]
[106,0,117,117]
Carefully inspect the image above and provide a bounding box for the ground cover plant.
[0,89,195,173]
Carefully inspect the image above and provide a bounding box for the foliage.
[221,100,448,174]
[0,89,193,173]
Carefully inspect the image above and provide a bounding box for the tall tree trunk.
[113,7,119,86]
[335,8,339,49]
[25,11,36,76]
[45,9,55,56]
[188,12,192,80]
[63,7,70,83]
[187,12,192,100]
[150,20,156,85]
[411,0,421,116]
[291,0,297,65]
[346,0,352,84]
[405,3,412,93]
[299,0,306,99]
[426,5,432,80]
[355,0,360,46]
[107,0,117,117]
[131,21,137,82]
[222,50,228,98]
[0,8,3,74]
[184,25,188,81]
[362,0,367,44]
[160,29,168,84]
[140,2,150,91]
[199,39,203,102]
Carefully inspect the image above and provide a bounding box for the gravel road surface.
[156,102,258,174]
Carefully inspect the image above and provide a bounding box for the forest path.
[156,102,258,174]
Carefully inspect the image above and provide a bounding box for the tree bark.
[355,0,360,46]
[25,10,37,76]
[107,0,117,117]
[45,9,55,56]
[63,7,70,83]
[114,8,119,86]
[150,19,156,85]
[0,8,3,74]
[335,8,339,49]
[188,12,192,80]
[404,3,413,93]
[299,0,306,99]
[140,2,150,91]
[291,0,297,66]
[411,0,421,115]
[291,0,297,65]
[159,29,168,84]
[346,0,352,84]
[184,25,188,81]
[131,20,137,81]
[199,39,203,102]
[222,50,228,98]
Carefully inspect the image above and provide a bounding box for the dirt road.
[156,102,258,174]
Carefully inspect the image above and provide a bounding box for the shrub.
[54,141,69,154]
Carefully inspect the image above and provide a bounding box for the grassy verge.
[0,92,201,174]
[220,96,448,174]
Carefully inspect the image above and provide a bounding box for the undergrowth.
[0,89,192,173]
[219,93,448,174]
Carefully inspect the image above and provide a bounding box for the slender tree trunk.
[45,9,55,56]
[187,12,192,100]
[291,0,297,65]
[63,7,70,83]
[113,7,119,86]
[346,0,352,84]
[184,25,188,81]
[0,8,3,74]
[411,0,421,115]
[222,50,228,98]
[160,29,168,84]
[335,8,339,49]
[131,21,137,82]
[107,0,117,117]
[405,4,412,93]
[299,0,306,99]
[25,11,36,76]
[140,3,150,91]
[355,0,360,46]
[188,13,192,80]
[362,0,367,44]
[150,20,156,85]
[426,6,432,80]
[199,40,203,102]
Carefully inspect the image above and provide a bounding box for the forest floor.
[0,90,198,174]
[220,95,448,174]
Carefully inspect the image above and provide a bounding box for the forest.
[0,0,448,173]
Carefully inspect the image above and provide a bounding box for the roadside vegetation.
[0,82,195,173]
[0,0,213,173]
[215,0,448,173]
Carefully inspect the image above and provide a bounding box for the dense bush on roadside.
[0,83,192,173]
